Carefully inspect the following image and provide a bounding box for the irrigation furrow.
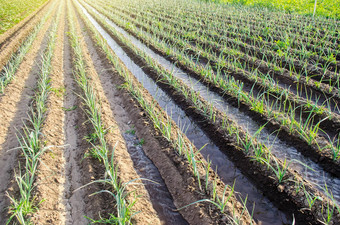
[77,2,340,223]
[104,1,340,77]
[31,0,66,223]
[103,1,340,116]
[90,0,340,109]
[100,0,340,193]
[73,8,189,224]
[0,2,58,220]
[124,2,340,67]
[75,0,256,221]
[126,1,339,44]
[103,0,340,61]
[119,0,339,51]
[127,0,338,29]
[0,0,338,224]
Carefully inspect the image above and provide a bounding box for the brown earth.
[76,2,340,223]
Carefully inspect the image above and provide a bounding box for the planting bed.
[0,0,339,224]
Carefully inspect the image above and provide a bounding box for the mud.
[75,11,187,224]
[83,1,340,186]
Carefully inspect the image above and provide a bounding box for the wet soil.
[1,0,339,224]
[70,2,162,223]
[74,2,286,224]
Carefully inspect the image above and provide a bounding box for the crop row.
[7,2,61,223]
[94,0,340,123]
[0,0,49,34]
[124,2,339,52]
[1,0,339,223]
[121,0,340,58]
[118,3,340,83]
[68,3,136,222]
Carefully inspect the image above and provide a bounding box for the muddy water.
[77,2,291,224]
[81,2,340,205]
[123,134,188,224]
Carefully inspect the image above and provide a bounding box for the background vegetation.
[206,0,340,19]
[0,0,48,34]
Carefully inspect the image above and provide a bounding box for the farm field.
[0,0,339,224]
[0,0,49,34]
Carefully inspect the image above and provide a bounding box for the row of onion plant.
[67,1,142,223]
[92,0,339,98]
[107,0,339,79]
[105,0,340,63]
[7,2,62,223]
